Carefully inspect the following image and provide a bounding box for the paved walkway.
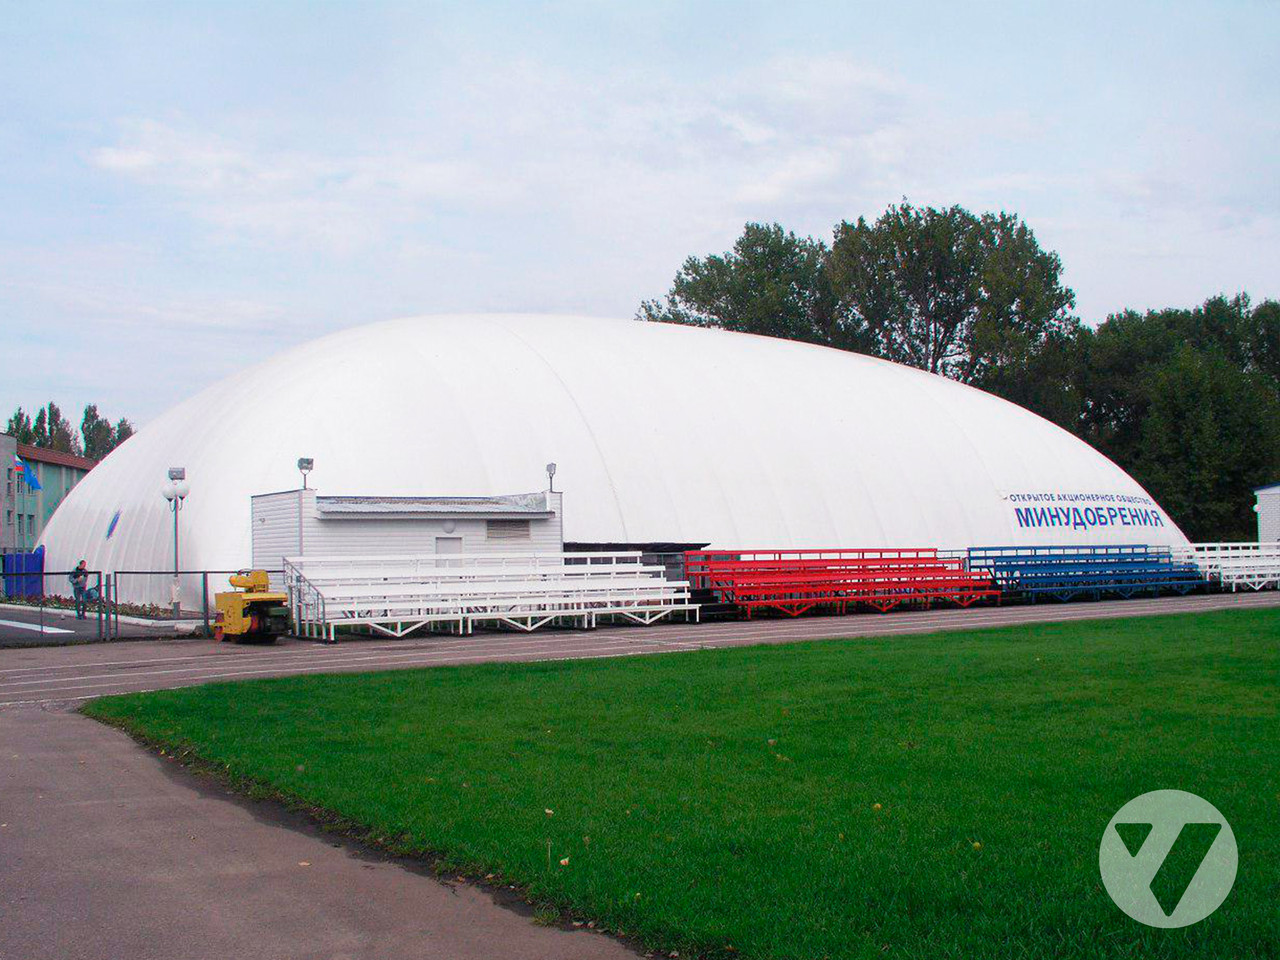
[0,605,109,646]
[0,603,181,648]
[0,706,633,960]
[1,591,1277,960]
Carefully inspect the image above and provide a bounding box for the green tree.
[982,326,1089,433]
[79,405,133,460]
[637,222,846,348]
[6,407,35,444]
[827,203,1077,384]
[81,405,114,460]
[8,402,134,459]
[113,417,135,449]
[1131,346,1280,540]
[29,402,80,454]
[1250,299,1280,382]
[1078,299,1280,541]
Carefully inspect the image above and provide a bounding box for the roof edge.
[14,441,96,472]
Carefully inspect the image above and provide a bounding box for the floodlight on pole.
[298,457,314,489]
[546,462,557,493]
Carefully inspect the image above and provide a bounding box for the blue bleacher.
[966,544,1206,602]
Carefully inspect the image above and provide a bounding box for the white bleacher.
[1182,542,1280,591]
[284,551,699,641]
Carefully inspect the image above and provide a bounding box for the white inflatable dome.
[42,314,1189,599]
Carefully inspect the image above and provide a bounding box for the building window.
[486,519,531,541]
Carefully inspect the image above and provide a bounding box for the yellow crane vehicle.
[213,570,289,642]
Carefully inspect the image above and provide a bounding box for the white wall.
[251,489,305,574]
[1258,486,1280,542]
[252,490,564,583]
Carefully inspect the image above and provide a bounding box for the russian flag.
[14,455,41,491]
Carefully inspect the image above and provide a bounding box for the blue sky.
[2,1,1277,424]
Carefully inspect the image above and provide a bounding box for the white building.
[1257,482,1280,542]
[40,314,1193,606]
[251,489,562,580]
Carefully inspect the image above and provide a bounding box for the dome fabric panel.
[40,314,1190,604]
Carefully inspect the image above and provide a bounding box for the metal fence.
[106,569,284,639]
[0,569,109,642]
[0,567,286,641]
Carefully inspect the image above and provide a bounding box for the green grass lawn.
[85,609,1280,959]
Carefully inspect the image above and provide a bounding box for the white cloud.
[72,46,1280,363]
[88,53,929,258]
[90,119,517,252]
[0,253,288,335]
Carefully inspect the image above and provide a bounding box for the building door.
[435,536,463,567]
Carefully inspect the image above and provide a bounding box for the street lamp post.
[162,467,189,619]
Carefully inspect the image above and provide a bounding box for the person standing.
[69,560,90,620]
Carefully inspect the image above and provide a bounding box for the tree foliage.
[114,418,135,449]
[80,404,135,460]
[828,203,1076,384]
[5,408,35,445]
[1075,296,1280,540]
[637,223,848,349]
[640,205,1280,540]
[6,402,135,461]
[81,405,113,461]
[31,402,80,454]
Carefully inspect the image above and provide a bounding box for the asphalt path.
[0,704,635,960]
[0,605,108,645]
[0,604,182,648]
[2,590,1278,960]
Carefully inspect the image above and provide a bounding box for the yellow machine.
[213,570,289,642]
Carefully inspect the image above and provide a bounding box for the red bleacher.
[684,548,1000,617]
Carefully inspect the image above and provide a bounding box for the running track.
[2,591,1278,708]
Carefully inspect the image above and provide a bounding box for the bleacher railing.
[684,547,999,617]
[1180,542,1280,591]
[965,544,1206,601]
[284,551,698,642]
